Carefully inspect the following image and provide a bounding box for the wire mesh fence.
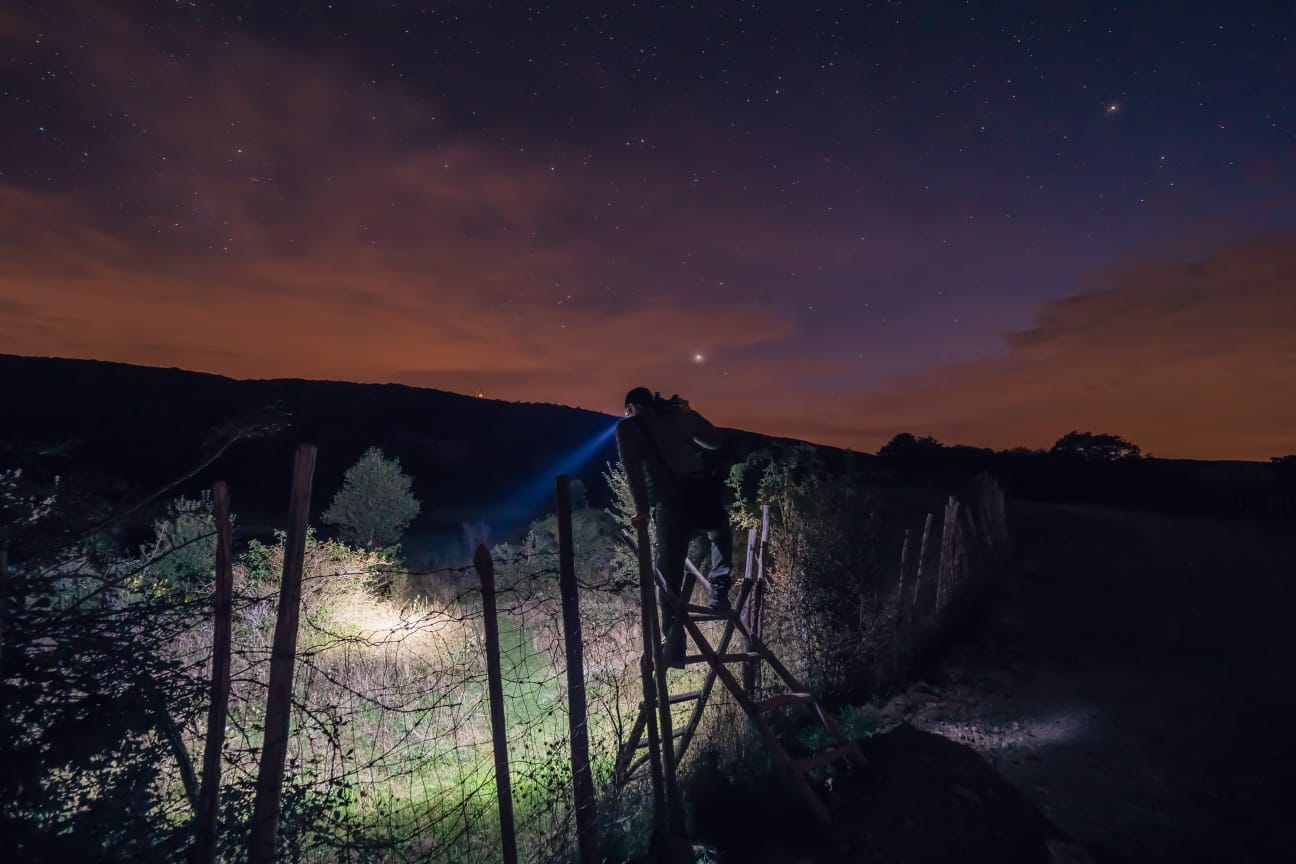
[197,542,648,863]
[2,454,1010,863]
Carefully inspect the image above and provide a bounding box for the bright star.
[692,353,705,363]
[1105,102,1120,114]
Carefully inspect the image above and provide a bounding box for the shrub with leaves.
[728,444,885,699]
[323,447,420,551]
[2,476,208,863]
[130,493,218,600]
[602,460,653,584]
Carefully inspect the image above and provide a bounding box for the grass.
[146,471,1004,862]
[189,538,657,862]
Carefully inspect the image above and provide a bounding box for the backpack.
[639,393,727,523]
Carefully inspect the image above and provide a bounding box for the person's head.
[623,386,654,417]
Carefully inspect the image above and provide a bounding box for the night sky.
[2,1,1293,459]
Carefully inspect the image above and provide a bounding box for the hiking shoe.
[662,626,686,668]
[708,584,731,612]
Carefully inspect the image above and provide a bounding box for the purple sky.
[2,1,1294,458]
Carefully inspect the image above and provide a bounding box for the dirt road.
[880,502,1296,863]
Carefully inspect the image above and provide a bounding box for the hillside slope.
[0,353,622,531]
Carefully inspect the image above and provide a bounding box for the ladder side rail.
[632,520,668,844]
[612,707,649,789]
[645,570,686,832]
[678,615,831,824]
[808,700,870,771]
[673,573,757,763]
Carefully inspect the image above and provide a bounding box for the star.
[1105,102,1120,114]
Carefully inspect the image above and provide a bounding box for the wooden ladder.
[613,538,868,825]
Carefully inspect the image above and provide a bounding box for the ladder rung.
[793,745,855,774]
[638,689,702,709]
[684,603,736,618]
[636,728,685,749]
[683,652,762,665]
[627,753,649,776]
[754,692,813,712]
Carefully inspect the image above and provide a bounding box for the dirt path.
[879,502,1296,863]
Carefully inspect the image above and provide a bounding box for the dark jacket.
[616,405,722,514]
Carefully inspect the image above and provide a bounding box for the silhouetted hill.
[0,354,632,537]
[2,355,1287,547]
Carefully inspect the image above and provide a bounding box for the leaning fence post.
[248,444,316,864]
[892,527,912,676]
[474,544,519,864]
[556,476,600,864]
[912,511,934,631]
[191,482,235,864]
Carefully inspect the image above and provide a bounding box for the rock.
[1046,838,1096,863]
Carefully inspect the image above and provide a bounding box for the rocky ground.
[680,501,1296,863]
[876,502,1296,863]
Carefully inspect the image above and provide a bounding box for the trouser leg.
[654,508,690,635]
[705,521,734,589]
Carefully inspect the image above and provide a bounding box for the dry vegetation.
[3,445,1011,863]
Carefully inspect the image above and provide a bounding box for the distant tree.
[323,447,420,550]
[1049,431,1142,462]
[877,432,945,465]
[1272,455,1296,483]
[879,432,945,455]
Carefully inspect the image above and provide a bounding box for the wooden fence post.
[750,504,770,698]
[0,541,7,684]
[556,476,600,864]
[634,517,668,850]
[911,512,933,633]
[474,544,519,864]
[191,482,235,864]
[740,527,757,697]
[248,444,316,864]
[935,497,959,619]
[892,527,911,676]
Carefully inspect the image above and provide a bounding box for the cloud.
[0,6,805,411]
[5,5,1291,461]
[804,232,1296,459]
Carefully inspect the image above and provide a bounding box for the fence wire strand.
[3,461,1009,864]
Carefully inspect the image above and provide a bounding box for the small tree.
[323,447,420,550]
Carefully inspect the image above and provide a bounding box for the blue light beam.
[492,418,620,526]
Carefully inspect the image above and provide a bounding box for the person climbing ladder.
[616,386,734,666]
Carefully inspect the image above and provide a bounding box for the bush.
[728,444,886,699]
[2,478,208,863]
[130,494,218,600]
